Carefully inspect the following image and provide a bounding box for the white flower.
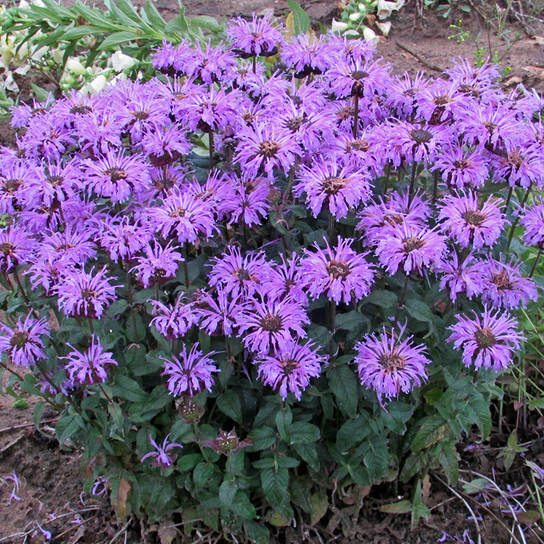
[66,58,88,76]
[363,27,379,45]
[111,51,136,71]
[331,18,349,32]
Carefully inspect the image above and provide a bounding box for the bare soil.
[2,1,544,543]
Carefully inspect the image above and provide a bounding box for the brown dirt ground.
[2,1,544,543]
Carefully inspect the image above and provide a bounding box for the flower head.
[131,242,183,288]
[227,14,283,57]
[300,237,374,304]
[521,198,544,247]
[355,326,430,399]
[255,340,325,400]
[141,434,183,470]
[448,308,525,371]
[0,313,49,367]
[62,335,118,385]
[161,342,218,396]
[150,295,200,340]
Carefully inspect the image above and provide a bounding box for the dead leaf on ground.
[523,66,544,78]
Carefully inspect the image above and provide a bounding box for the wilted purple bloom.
[227,14,283,57]
[208,246,271,299]
[62,335,117,385]
[438,193,506,249]
[84,151,149,203]
[132,242,183,288]
[236,297,309,355]
[431,146,489,190]
[281,34,335,77]
[521,198,544,246]
[56,267,118,319]
[150,295,200,339]
[261,255,308,306]
[40,226,97,267]
[99,216,152,262]
[0,226,36,273]
[355,325,430,400]
[256,340,325,400]
[0,313,49,367]
[142,434,183,470]
[435,252,486,302]
[294,155,371,219]
[375,224,447,275]
[149,188,216,244]
[481,258,538,309]
[161,342,218,396]
[195,287,243,336]
[235,122,302,179]
[356,191,430,246]
[448,308,525,371]
[300,237,374,304]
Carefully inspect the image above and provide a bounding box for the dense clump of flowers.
[0,313,50,367]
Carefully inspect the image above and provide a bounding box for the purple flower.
[132,242,183,288]
[40,226,97,267]
[491,146,544,190]
[447,308,525,371]
[281,34,334,76]
[26,254,71,296]
[327,58,391,99]
[0,227,36,274]
[140,126,192,166]
[0,160,36,214]
[56,267,118,319]
[294,155,371,219]
[481,258,538,310]
[521,198,544,246]
[186,87,240,133]
[300,237,374,304]
[150,295,200,340]
[225,173,271,228]
[208,246,271,299]
[84,151,149,203]
[21,112,76,160]
[141,434,183,470]
[356,191,430,247]
[355,325,430,400]
[195,287,243,337]
[435,252,486,302]
[255,339,325,400]
[261,255,309,306]
[227,14,283,57]
[375,224,447,275]
[431,146,489,191]
[62,335,117,385]
[438,192,506,249]
[0,313,49,367]
[99,216,152,262]
[161,342,218,397]
[236,297,309,355]
[235,122,302,179]
[149,188,216,244]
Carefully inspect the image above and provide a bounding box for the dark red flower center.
[0,242,13,255]
[475,326,497,349]
[104,168,128,183]
[131,110,149,120]
[327,259,351,279]
[433,95,451,105]
[403,236,426,252]
[286,115,306,132]
[410,129,433,144]
[379,351,406,372]
[453,159,470,170]
[491,270,513,291]
[322,177,348,195]
[4,179,23,193]
[10,331,29,348]
[47,175,64,186]
[508,151,523,169]
[70,105,92,115]
[169,207,186,218]
[384,213,404,226]
[483,121,496,133]
[260,313,282,332]
[351,70,369,81]
[461,209,486,226]
[349,139,369,152]
[280,359,299,374]
[259,140,280,158]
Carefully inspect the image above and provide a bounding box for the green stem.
[383,162,391,195]
[328,213,336,246]
[505,184,532,252]
[504,185,514,211]
[209,131,214,170]
[0,360,24,381]
[352,94,359,138]
[182,244,190,289]
[432,170,439,204]
[394,275,410,326]
[408,162,418,204]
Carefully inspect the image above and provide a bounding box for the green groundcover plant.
[0,11,543,542]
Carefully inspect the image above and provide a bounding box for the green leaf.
[306,324,332,349]
[363,290,398,309]
[335,311,367,331]
[411,417,451,452]
[126,312,146,342]
[253,457,276,470]
[245,521,270,544]
[379,500,412,514]
[292,442,320,471]
[328,365,358,418]
[400,451,428,482]
[189,15,222,33]
[56,413,84,445]
[411,479,431,529]
[250,427,276,451]
[290,478,312,513]
[337,414,371,450]
[275,406,292,442]
[33,401,45,431]
[98,31,140,50]
[379,401,414,434]
[143,0,166,30]
[165,13,189,34]
[219,479,238,516]
[261,467,289,508]
[356,435,389,481]
[286,0,311,35]
[310,492,329,525]
[436,440,459,485]
[217,389,243,424]
[405,298,434,324]
[231,490,256,519]
[31,84,51,103]
[193,462,214,488]
[276,457,300,469]
[107,299,128,318]
[111,375,148,403]
[287,422,320,445]
[177,453,203,472]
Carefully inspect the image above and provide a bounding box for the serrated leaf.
[328,365,358,418]
[357,435,389,481]
[405,298,434,324]
[287,422,320,444]
[335,311,367,331]
[177,453,203,472]
[310,492,328,525]
[193,462,214,488]
[245,521,270,544]
[292,442,320,471]
[217,389,243,424]
[250,427,276,451]
[56,413,84,444]
[277,456,300,468]
[411,480,431,529]
[275,406,292,442]
[379,401,414,434]
[261,467,289,507]
[411,417,450,452]
[253,457,276,470]
[363,290,398,309]
[436,440,459,485]
[337,415,371,450]
[111,375,148,403]
[219,480,238,516]
[231,490,256,519]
